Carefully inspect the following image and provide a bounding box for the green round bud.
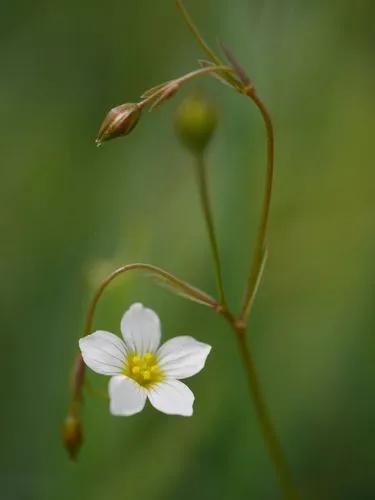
[174,96,218,154]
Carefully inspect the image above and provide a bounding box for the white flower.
[79,303,211,417]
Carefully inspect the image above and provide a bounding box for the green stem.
[175,0,241,90]
[194,153,227,308]
[240,91,274,320]
[176,0,221,65]
[235,330,300,500]
[220,308,300,500]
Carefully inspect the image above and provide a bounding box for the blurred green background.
[2,0,374,499]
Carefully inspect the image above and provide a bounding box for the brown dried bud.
[62,412,83,461]
[96,103,141,146]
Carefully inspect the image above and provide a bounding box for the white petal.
[157,336,211,379]
[148,380,194,416]
[109,375,147,416]
[79,331,127,375]
[120,303,161,354]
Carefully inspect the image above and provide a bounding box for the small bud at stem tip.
[96,103,142,145]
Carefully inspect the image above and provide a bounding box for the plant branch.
[176,0,221,65]
[175,0,241,90]
[194,152,227,307]
[240,91,274,321]
[138,65,235,111]
[83,263,218,336]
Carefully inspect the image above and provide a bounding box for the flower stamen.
[124,352,164,387]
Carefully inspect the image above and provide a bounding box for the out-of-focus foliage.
[1,1,374,499]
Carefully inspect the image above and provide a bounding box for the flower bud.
[174,96,217,154]
[62,413,83,461]
[96,103,141,146]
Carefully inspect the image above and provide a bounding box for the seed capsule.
[62,413,83,461]
[96,103,141,146]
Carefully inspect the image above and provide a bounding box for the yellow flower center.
[124,352,164,387]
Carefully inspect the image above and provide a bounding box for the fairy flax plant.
[62,2,301,499]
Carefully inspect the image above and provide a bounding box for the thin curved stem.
[240,91,274,320]
[194,153,227,307]
[70,352,85,407]
[179,66,233,86]
[83,263,218,336]
[138,65,234,111]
